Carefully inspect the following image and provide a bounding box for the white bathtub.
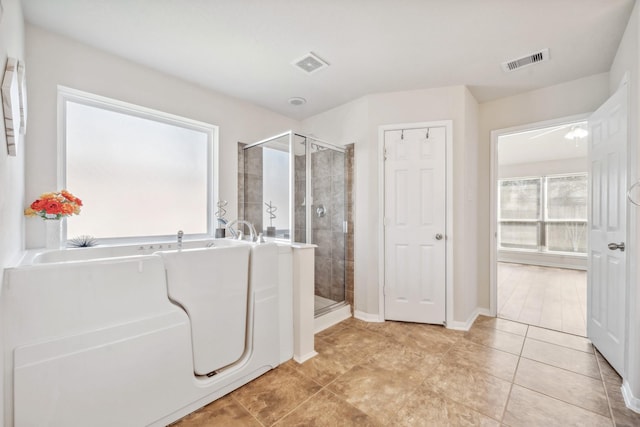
[1,239,293,426]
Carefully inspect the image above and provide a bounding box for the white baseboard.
[447,308,491,331]
[293,350,318,364]
[314,305,351,333]
[354,310,384,323]
[622,380,640,414]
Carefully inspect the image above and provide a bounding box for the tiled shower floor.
[173,316,639,426]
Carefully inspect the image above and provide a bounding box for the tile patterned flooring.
[173,316,640,426]
[497,262,587,336]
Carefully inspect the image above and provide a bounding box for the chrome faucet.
[226,220,256,242]
[177,230,184,250]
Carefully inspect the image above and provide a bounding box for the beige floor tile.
[171,394,261,427]
[464,324,525,355]
[474,315,529,336]
[174,317,626,427]
[320,325,387,359]
[526,325,593,353]
[364,340,442,383]
[521,338,600,379]
[595,349,623,386]
[231,363,322,425]
[327,364,421,424]
[390,324,460,356]
[503,385,612,427]
[514,358,609,416]
[497,263,587,336]
[426,362,512,420]
[274,389,382,427]
[443,338,519,382]
[394,383,500,427]
[289,337,361,385]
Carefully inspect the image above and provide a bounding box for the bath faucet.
[177,230,184,250]
[226,220,256,242]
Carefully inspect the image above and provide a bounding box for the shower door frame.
[244,131,349,316]
[303,136,348,316]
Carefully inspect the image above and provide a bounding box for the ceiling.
[498,121,588,165]
[20,0,635,120]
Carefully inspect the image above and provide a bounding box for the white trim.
[293,351,318,364]
[447,308,492,331]
[377,120,454,327]
[57,86,219,245]
[489,113,591,316]
[354,310,384,323]
[314,305,351,333]
[622,381,640,414]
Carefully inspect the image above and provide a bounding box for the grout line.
[594,349,618,425]
[230,394,268,427]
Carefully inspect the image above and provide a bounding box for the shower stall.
[239,131,350,317]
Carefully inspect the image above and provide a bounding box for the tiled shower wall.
[294,153,306,243]
[309,148,347,304]
[237,144,263,234]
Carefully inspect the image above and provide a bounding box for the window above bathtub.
[58,86,219,244]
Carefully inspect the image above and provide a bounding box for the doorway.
[491,117,590,336]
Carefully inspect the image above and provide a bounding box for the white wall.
[0,0,25,265]
[477,73,610,309]
[0,2,25,423]
[304,85,481,325]
[24,25,299,248]
[609,0,640,408]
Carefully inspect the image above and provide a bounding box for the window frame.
[498,172,587,255]
[57,86,219,245]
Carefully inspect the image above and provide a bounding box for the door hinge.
[384,148,388,160]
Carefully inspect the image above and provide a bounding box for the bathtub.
[1,239,294,426]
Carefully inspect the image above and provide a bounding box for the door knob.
[608,242,625,252]
[435,234,443,240]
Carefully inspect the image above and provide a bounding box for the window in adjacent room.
[59,87,218,243]
[498,173,587,254]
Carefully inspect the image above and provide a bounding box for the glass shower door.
[308,142,347,315]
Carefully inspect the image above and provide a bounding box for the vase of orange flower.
[24,190,83,249]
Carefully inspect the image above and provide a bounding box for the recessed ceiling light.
[288,97,306,106]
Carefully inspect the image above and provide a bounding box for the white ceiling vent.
[292,52,329,74]
[501,48,550,72]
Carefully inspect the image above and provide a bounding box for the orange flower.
[44,200,62,214]
[60,203,75,215]
[30,199,46,211]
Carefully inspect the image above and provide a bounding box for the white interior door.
[588,82,628,375]
[384,126,446,324]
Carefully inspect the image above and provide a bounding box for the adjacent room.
[496,120,589,336]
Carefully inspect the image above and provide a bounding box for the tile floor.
[497,262,587,336]
[173,315,640,426]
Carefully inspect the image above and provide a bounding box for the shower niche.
[239,131,352,317]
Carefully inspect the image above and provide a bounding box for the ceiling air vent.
[292,52,329,74]
[501,48,550,72]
